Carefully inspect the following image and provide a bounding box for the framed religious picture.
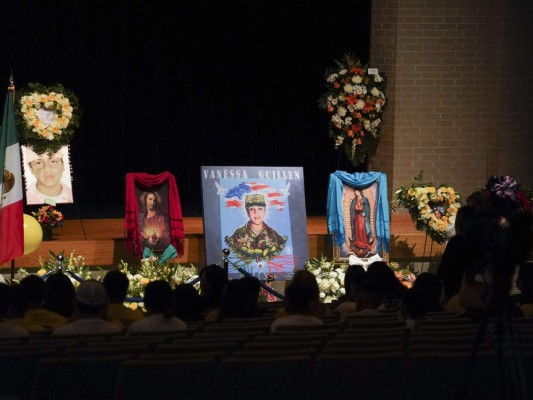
[201,166,308,281]
[21,144,74,205]
[327,171,390,262]
[124,172,185,260]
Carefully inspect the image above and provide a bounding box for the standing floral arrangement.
[32,205,64,228]
[306,256,348,303]
[394,171,461,244]
[318,53,387,167]
[16,82,80,154]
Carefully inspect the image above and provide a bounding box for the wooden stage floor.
[2,215,445,269]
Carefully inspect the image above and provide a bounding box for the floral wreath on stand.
[394,171,462,244]
[16,82,80,154]
[318,53,387,167]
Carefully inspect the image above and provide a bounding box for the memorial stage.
[2,215,446,269]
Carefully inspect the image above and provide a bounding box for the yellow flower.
[129,303,138,311]
[140,278,150,286]
[37,268,47,276]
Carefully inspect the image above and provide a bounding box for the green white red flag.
[0,86,24,265]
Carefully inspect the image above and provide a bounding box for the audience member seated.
[199,264,228,312]
[171,284,204,322]
[412,272,443,312]
[353,279,385,314]
[366,261,405,308]
[0,283,29,338]
[53,280,122,336]
[127,280,186,335]
[44,272,75,319]
[271,279,323,332]
[205,277,262,322]
[516,262,533,317]
[399,288,428,331]
[450,261,491,321]
[4,284,47,333]
[274,269,332,319]
[19,275,66,330]
[334,264,367,320]
[103,270,145,329]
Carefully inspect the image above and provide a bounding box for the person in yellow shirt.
[19,275,66,331]
[103,270,144,329]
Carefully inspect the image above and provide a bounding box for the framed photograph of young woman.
[201,166,308,281]
[21,145,73,205]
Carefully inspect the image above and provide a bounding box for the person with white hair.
[23,146,73,204]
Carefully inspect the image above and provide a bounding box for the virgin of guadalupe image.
[349,189,375,258]
[139,190,171,252]
[224,193,288,264]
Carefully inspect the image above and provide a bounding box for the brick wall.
[369,0,533,208]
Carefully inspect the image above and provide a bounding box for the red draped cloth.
[124,171,184,258]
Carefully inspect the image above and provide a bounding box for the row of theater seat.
[1,314,533,399]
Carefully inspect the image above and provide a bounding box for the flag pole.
[8,74,15,282]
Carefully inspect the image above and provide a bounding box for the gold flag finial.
[8,69,15,100]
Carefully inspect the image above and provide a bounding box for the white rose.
[338,69,347,75]
[319,292,326,299]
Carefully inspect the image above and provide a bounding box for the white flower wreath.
[20,92,73,140]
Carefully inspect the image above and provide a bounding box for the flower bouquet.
[306,256,349,303]
[32,205,64,240]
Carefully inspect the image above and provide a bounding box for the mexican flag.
[0,87,24,265]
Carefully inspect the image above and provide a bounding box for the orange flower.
[345,94,358,105]
[327,106,335,113]
[347,130,354,138]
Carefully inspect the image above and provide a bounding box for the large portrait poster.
[21,144,74,205]
[201,166,308,280]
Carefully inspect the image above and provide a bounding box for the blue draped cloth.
[327,171,390,253]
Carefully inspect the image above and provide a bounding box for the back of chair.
[31,355,129,400]
[114,358,218,400]
[217,355,314,399]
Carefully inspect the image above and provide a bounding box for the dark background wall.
[3,0,372,218]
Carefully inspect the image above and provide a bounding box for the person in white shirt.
[271,279,323,332]
[52,280,122,336]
